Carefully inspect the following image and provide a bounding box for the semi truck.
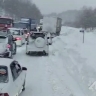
[13,18,39,31]
[42,16,62,36]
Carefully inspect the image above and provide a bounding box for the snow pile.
[50,26,96,96]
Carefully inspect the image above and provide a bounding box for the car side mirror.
[47,37,49,39]
[22,67,27,71]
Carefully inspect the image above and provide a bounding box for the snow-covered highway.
[13,26,96,96]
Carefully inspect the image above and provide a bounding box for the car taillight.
[16,37,21,40]
[0,93,9,96]
[7,44,11,48]
[27,33,29,35]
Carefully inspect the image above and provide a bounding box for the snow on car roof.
[8,28,23,30]
[0,58,14,66]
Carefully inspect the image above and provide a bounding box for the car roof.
[8,28,23,30]
[0,58,14,67]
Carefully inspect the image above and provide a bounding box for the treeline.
[0,0,42,19]
[63,7,96,29]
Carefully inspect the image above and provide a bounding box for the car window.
[0,66,9,83]
[34,33,45,38]
[10,61,22,81]
[9,29,21,35]
[15,63,22,75]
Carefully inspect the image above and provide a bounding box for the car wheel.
[22,81,25,91]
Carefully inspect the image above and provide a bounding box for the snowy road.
[13,26,96,96]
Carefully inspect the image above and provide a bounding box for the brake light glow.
[0,93,9,96]
[27,33,29,35]
[16,37,21,40]
[7,44,11,48]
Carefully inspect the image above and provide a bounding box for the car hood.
[0,83,8,91]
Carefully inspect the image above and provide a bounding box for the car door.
[14,61,25,94]
[10,61,22,96]
[10,62,19,96]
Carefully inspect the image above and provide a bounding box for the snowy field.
[13,26,96,96]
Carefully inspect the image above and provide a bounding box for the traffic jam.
[0,16,62,96]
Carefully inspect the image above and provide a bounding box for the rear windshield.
[0,66,8,83]
[9,29,20,35]
[33,33,45,38]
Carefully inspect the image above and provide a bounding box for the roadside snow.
[50,26,96,96]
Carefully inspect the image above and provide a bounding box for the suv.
[0,31,17,58]
[26,32,49,56]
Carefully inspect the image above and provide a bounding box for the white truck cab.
[26,32,49,56]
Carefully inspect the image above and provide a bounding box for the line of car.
[0,27,28,96]
[0,26,53,96]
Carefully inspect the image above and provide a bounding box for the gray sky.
[32,0,96,14]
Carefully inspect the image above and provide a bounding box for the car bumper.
[0,50,10,57]
[15,40,22,46]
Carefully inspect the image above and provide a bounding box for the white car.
[8,28,25,47]
[26,32,49,56]
[0,58,27,96]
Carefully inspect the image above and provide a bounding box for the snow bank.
[50,26,96,96]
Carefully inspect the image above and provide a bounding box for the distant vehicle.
[26,32,49,56]
[0,16,13,31]
[14,18,39,31]
[13,22,28,29]
[42,16,62,36]
[0,31,17,58]
[0,58,27,96]
[8,28,25,47]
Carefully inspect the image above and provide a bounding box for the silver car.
[0,31,17,58]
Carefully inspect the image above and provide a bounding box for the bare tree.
[0,0,42,19]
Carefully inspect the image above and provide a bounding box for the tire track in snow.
[51,36,96,96]
[44,57,73,96]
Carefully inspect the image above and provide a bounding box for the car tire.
[22,81,25,91]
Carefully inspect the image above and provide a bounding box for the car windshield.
[0,66,8,83]
[0,18,12,25]
[0,31,7,36]
[9,29,20,35]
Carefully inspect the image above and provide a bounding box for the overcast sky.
[32,0,96,14]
